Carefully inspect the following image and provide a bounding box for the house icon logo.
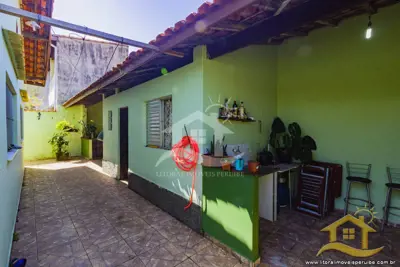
[317,214,384,257]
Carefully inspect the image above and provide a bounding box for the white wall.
[0,0,25,265]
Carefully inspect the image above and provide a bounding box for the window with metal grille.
[6,84,16,151]
[146,96,172,149]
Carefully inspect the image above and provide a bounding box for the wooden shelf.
[218,117,256,122]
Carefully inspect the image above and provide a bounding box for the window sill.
[145,145,171,151]
[7,148,20,162]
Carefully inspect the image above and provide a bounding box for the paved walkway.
[12,160,244,267]
[259,208,400,266]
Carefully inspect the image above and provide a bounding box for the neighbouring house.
[23,35,128,161]
[63,0,400,264]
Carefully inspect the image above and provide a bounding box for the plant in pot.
[48,131,70,161]
[269,117,292,163]
[56,120,79,133]
[79,120,97,139]
[288,122,317,164]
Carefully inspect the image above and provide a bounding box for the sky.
[52,0,206,50]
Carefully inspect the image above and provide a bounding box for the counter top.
[203,163,300,177]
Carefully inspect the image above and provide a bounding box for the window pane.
[163,98,172,149]
[6,85,14,149]
[7,119,13,149]
[147,99,162,147]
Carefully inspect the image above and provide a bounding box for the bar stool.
[344,162,373,215]
[381,167,400,232]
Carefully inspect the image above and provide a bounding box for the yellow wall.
[277,5,400,220]
[24,105,85,161]
[87,101,103,133]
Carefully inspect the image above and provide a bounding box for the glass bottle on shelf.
[223,98,229,118]
[239,102,245,120]
[232,101,238,118]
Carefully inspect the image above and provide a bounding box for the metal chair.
[344,162,373,215]
[381,167,400,232]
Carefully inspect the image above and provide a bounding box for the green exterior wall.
[202,167,259,261]
[81,138,93,159]
[98,4,400,262]
[202,45,278,159]
[277,5,400,221]
[102,47,204,204]
[0,0,25,265]
[87,101,103,133]
[23,105,85,161]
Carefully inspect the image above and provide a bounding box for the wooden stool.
[344,162,373,215]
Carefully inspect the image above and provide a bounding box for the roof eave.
[62,0,259,108]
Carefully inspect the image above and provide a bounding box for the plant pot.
[56,152,69,161]
[221,163,231,171]
[258,151,273,166]
[248,161,260,174]
[276,148,292,164]
[202,155,232,167]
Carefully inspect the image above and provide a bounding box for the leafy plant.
[269,117,292,163]
[288,122,317,164]
[48,131,69,159]
[269,118,317,163]
[56,120,79,133]
[79,120,97,139]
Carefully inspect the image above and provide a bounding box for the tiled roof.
[63,0,271,106]
[22,0,54,86]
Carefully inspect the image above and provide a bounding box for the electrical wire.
[171,135,199,210]
[104,42,120,73]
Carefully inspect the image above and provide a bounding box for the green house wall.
[102,48,204,204]
[277,4,400,221]
[202,167,259,261]
[202,45,278,160]
[92,4,400,262]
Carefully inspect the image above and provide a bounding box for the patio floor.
[260,208,400,266]
[12,160,244,267]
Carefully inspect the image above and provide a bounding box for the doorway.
[119,107,129,180]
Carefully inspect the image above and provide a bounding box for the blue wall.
[0,0,25,265]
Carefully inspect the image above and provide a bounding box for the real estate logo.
[317,206,383,257]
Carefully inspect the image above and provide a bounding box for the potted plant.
[79,120,97,139]
[289,122,317,164]
[269,117,292,163]
[48,131,70,161]
[56,120,79,133]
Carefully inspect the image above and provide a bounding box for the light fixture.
[365,15,373,39]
